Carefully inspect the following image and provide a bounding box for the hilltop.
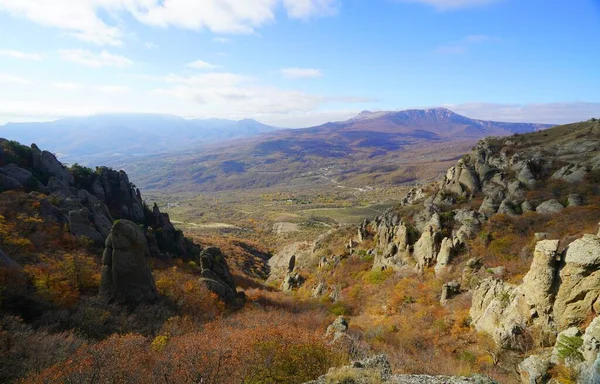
[117,108,552,193]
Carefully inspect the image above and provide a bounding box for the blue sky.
[0,0,599,127]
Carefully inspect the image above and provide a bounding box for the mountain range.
[112,108,553,192]
[0,114,278,165]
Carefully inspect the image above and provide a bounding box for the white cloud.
[280,67,323,78]
[95,85,130,93]
[0,49,42,60]
[60,49,133,68]
[186,59,219,70]
[0,0,123,46]
[52,82,82,90]
[436,34,500,54]
[0,1,340,46]
[153,71,352,115]
[144,41,158,49]
[446,102,600,124]
[0,73,29,84]
[396,0,502,10]
[283,0,339,19]
[213,37,232,44]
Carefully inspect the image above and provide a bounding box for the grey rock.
[435,237,455,276]
[518,354,550,384]
[281,271,304,291]
[326,316,349,341]
[440,281,461,305]
[199,246,237,301]
[0,172,23,192]
[554,234,600,329]
[68,208,104,245]
[536,199,564,214]
[31,144,74,186]
[567,194,584,207]
[99,220,158,304]
[522,201,534,213]
[551,165,587,183]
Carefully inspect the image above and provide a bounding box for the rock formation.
[198,247,238,302]
[304,355,497,384]
[99,220,158,305]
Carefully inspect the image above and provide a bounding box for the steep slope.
[0,114,279,166]
[270,118,600,382]
[119,108,551,193]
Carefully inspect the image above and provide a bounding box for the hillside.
[119,108,552,193]
[2,118,599,384]
[0,114,279,166]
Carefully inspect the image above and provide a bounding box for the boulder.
[199,246,237,301]
[535,199,564,214]
[554,235,600,329]
[326,316,349,341]
[497,199,517,216]
[434,237,455,276]
[281,271,304,291]
[413,222,442,268]
[99,220,158,304]
[0,172,22,192]
[518,354,550,384]
[303,354,497,384]
[68,209,104,245]
[567,194,584,207]
[31,144,74,186]
[440,281,461,305]
[443,163,481,195]
[91,203,114,238]
[551,165,587,183]
[517,162,537,187]
[582,316,600,366]
[520,240,560,321]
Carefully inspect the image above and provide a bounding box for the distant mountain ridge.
[116,108,555,193]
[321,108,552,138]
[0,113,279,166]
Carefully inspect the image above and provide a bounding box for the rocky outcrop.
[326,316,349,342]
[68,208,104,245]
[442,161,481,196]
[518,354,550,384]
[31,144,74,186]
[304,355,497,384]
[435,237,455,276]
[99,220,158,305]
[535,199,564,214]
[471,240,560,349]
[198,247,238,302]
[554,234,600,329]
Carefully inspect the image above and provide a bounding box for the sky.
[0,0,599,127]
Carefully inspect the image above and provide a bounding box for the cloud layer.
[0,0,341,46]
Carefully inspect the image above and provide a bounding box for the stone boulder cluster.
[469,232,600,381]
[303,354,497,384]
[0,139,239,305]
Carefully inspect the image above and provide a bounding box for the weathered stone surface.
[68,208,104,245]
[281,271,304,291]
[440,281,461,305]
[413,220,441,268]
[31,144,74,186]
[326,316,349,342]
[520,240,560,320]
[517,162,537,187]
[91,203,114,238]
[434,237,454,276]
[535,199,564,214]
[304,354,497,384]
[100,220,158,305]
[554,235,600,329]
[199,246,237,301]
[518,354,550,384]
[551,164,587,183]
[0,172,22,192]
[582,316,600,366]
[567,193,584,207]
[443,162,481,195]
